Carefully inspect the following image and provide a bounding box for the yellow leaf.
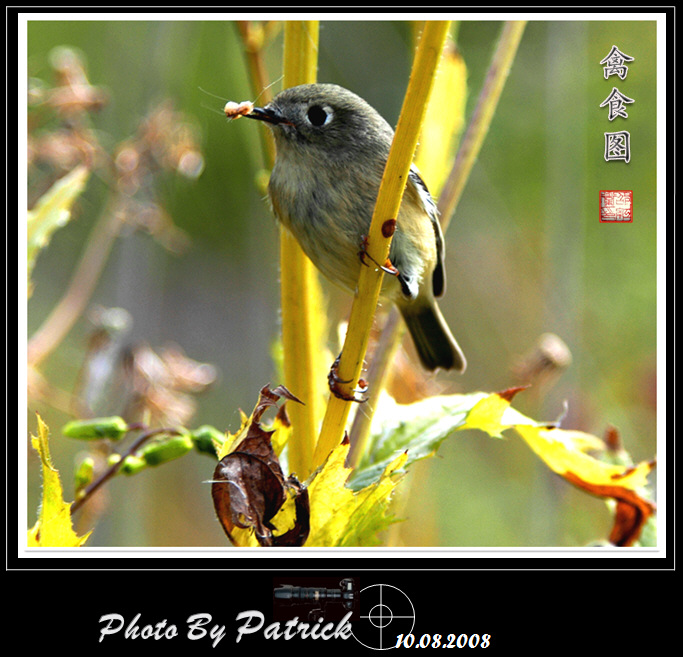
[458,388,655,544]
[215,409,249,461]
[515,424,651,490]
[460,392,509,437]
[513,414,655,546]
[461,387,529,438]
[270,404,294,458]
[415,40,467,195]
[306,441,404,547]
[228,526,260,547]
[307,442,356,545]
[28,414,91,547]
[269,484,305,538]
[339,451,407,547]
[27,165,89,297]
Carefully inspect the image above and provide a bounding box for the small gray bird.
[243,83,466,373]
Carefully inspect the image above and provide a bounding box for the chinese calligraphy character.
[604,131,631,163]
[599,87,635,120]
[600,45,635,80]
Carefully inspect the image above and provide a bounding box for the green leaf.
[214,385,656,547]
[349,390,485,490]
[352,387,656,546]
[27,165,89,296]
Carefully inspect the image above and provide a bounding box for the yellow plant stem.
[350,22,527,470]
[313,21,452,469]
[279,21,322,480]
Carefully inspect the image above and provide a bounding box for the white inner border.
[16,10,668,562]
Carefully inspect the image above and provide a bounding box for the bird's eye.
[306,104,332,127]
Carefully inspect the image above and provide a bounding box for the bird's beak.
[246,106,292,126]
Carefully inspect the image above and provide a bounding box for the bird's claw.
[328,354,369,403]
[358,235,400,277]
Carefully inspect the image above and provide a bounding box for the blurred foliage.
[26,20,657,547]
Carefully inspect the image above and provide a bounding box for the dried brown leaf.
[211,384,309,546]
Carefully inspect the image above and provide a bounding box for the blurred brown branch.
[28,49,203,376]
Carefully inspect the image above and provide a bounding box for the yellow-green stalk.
[279,21,325,479]
[313,21,452,469]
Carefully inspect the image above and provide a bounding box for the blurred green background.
[26,19,658,547]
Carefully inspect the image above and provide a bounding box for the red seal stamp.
[599,190,633,222]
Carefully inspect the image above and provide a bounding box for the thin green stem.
[70,426,180,515]
[438,20,527,230]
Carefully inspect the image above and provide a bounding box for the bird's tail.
[399,301,466,372]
